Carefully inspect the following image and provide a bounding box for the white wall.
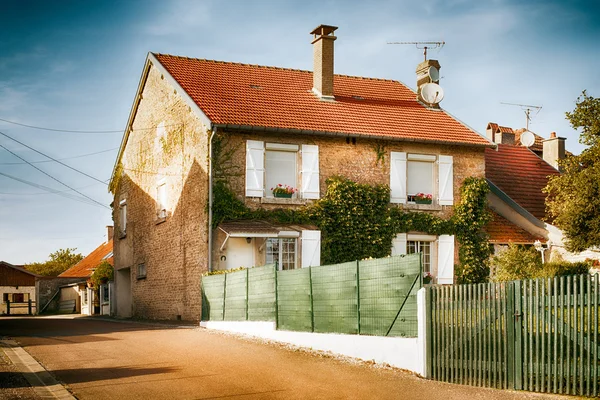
[0,286,36,314]
[200,288,429,376]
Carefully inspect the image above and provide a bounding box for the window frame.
[156,178,167,219]
[406,153,437,204]
[119,199,127,237]
[264,143,300,199]
[137,263,147,280]
[266,237,297,270]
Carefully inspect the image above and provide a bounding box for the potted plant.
[423,271,433,284]
[271,184,297,198]
[414,192,433,204]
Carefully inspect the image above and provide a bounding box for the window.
[407,240,432,272]
[266,238,297,270]
[137,263,147,279]
[82,290,88,304]
[245,141,320,199]
[407,155,435,203]
[2,293,8,303]
[157,179,167,218]
[265,144,298,198]
[119,199,127,235]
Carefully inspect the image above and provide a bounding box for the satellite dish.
[420,83,444,105]
[520,130,535,147]
[428,66,439,82]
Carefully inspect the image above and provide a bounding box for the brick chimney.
[543,132,566,170]
[310,24,337,100]
[107,225,114,242]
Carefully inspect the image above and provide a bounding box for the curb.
[0,339,75,400]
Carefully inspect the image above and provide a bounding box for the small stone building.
[0,261,39,314]
[110,24,494,322]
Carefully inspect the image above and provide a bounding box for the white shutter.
[301,230,321,267]
[391,233,407,256]
[438,155,454,205]
[301,144,320,199]
[245,140,264,197]
[437,235,455,284]
[390,152,407,204]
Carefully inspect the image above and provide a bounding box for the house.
[58,226,114,315]
[0,261,39,314]
[483,122,599,263]
[110,24,494,321]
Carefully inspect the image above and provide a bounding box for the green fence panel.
[311,261,358,334]
[201,274,225,321]
[247,264,277,321]
[359,255,421,337]
[277,268,312,332]
[224,270,247,321]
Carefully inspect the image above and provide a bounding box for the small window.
[265,147,298,198]
[2,293,8,303]
[157,179,167,218]
[266,238,297,270]
[137,263,147,279]
[103,286,110,302]
[82,290,88,303]
[407,155,435,203]
[119,199,127,236]
[407,240,432,272]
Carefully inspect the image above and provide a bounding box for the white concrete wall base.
[200,320,423,375]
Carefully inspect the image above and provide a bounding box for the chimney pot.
[550,131,557,138]
[310,24,338,100]
[543,134,566,170]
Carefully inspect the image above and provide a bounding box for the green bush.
[90,261,114,288]
[492,244,590,281]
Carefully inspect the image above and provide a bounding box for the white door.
[226,238,255,270]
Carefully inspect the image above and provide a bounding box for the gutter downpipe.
[207,126,217,273]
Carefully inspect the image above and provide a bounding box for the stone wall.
[113,63,209,322]
[36,277,84,314]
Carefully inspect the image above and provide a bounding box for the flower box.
[274,192,293,198]
[271,184,297,198]
[415,198,432,204]
[414,192,433,204]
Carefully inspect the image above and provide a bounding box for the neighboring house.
[484,122,600,263]
[110,24,494,321]
[0,261,39,314]
[58,226,114,315]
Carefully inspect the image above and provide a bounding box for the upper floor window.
[119,199,127,236]
[390,152,453,205]
[156,178,167,219]
[245,140,319,199]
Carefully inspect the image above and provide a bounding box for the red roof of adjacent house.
[153,54,491,147]
[58,240,113,278]
[486,211,545,244]
[485,144,560,220]
[514,129,544,153]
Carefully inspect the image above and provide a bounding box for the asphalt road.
[0,316,568,400]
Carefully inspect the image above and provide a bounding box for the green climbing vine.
[212,175,491,283]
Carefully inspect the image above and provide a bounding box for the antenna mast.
[387,41,446,61]
[500,102,542,130]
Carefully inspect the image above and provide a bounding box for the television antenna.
[500,102,542,130]
[387,41,446,61]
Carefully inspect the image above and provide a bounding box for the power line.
[0,147,118,165]
[0,117,184,135]
[0,180,102,195]
[0,130,107,185]
[0,171,106,208]
[0,143,110,209]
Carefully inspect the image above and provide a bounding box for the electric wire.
[0,147,118,165]
[0,117,183,134]
[0,171,106,208]
[0,143,110,209]
[0,130,107,185]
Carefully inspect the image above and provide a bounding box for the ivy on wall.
[212,175,491,283]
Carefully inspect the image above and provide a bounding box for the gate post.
[513,281,523,390]
[6,300,10,315]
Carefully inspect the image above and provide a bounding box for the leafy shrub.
[90,261,114,288]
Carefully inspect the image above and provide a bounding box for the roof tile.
[59,239,113,278]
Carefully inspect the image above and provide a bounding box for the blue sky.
[1,0,599,264]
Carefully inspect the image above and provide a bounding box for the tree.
[90,261,114,288]
[26,248,84,276]
[545,91,600,252]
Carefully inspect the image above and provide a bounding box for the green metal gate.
[427,274,600,397]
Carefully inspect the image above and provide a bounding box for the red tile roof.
[485,144,560,220]
[514,129,544,153]
[486,211,545,244]
[154,54,491,147]
[59,240,113,278]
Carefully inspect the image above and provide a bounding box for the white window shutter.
[391,233,407,256]
[245,140,265,197]
[438,155,454,205]
[437,235,455,284]
[301,144,320,199]
[390,152,407,204]
[301,230,321,267]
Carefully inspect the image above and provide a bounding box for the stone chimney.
[543,132,566,170]
[416,59,441,94]
[107,225,114,242]
[495,131,515,145]
[310,24,337,100]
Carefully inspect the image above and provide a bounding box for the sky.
[0,0,599,264]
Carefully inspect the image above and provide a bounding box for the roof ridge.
[153,53,400,83]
